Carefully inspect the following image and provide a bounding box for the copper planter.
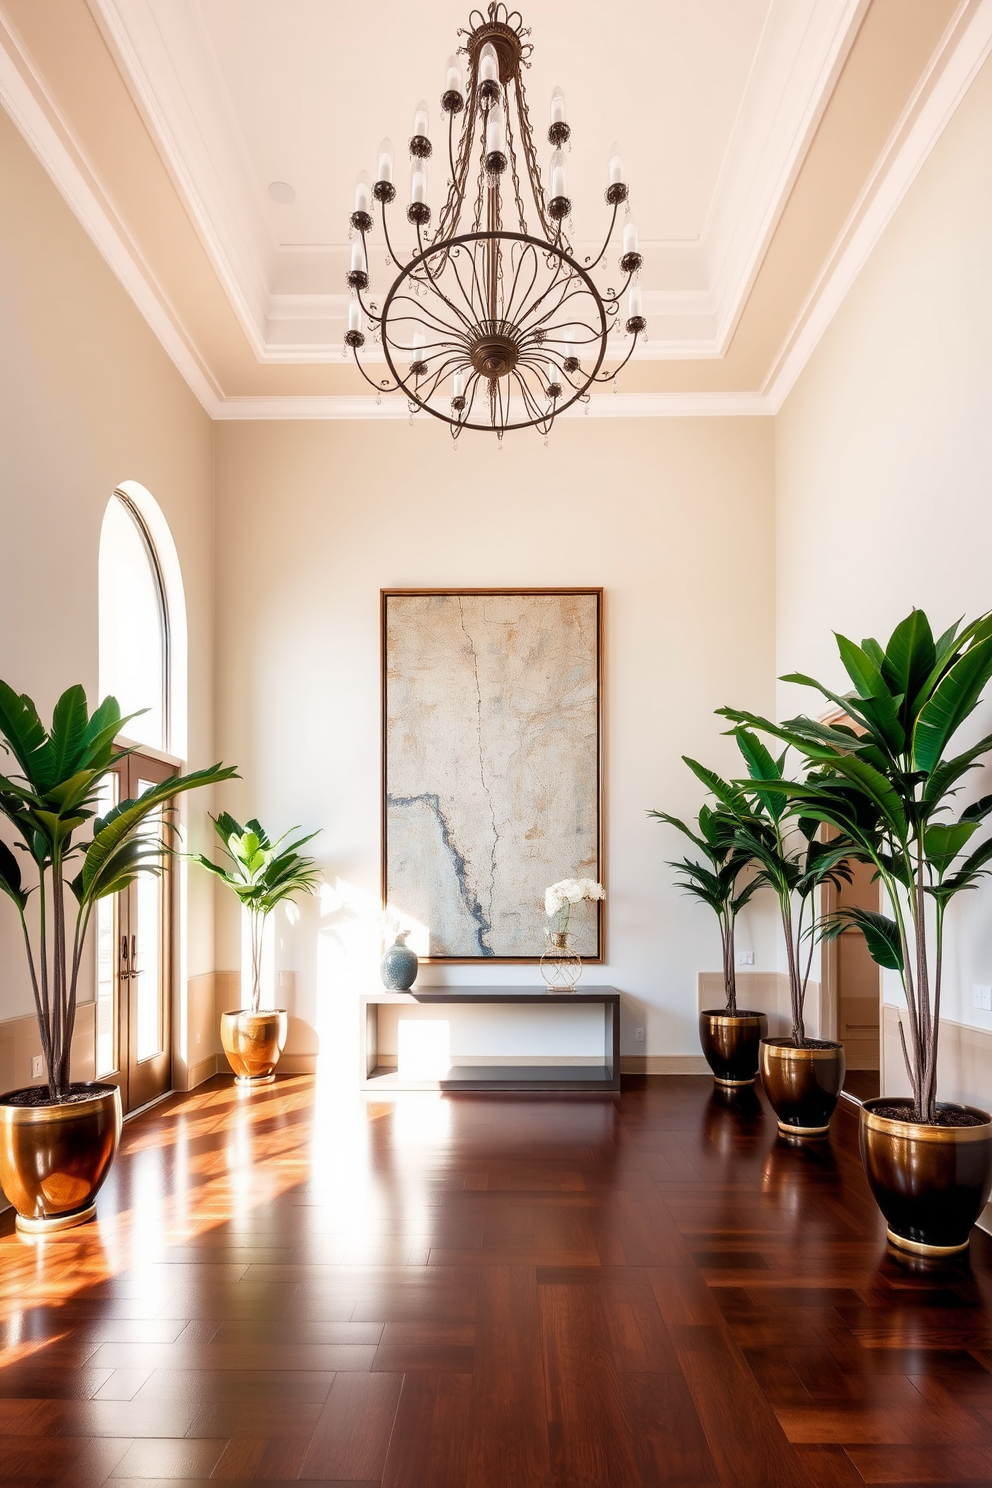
[699,1010,767,1087]
[860,1098,992,1255]
[759,1038,845,1136]
[220,1009,288,1085]
[0,1083,122,1234]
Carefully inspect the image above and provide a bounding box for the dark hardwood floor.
[3,1073,992,1486]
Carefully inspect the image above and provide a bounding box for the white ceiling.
[94,0,864,359]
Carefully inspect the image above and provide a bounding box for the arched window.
[99,486,185,755]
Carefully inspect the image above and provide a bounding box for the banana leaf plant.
[719,608,992,1122]
[649,757,760,1012]
[726,728,854,1047]
[0,682,236,1101]
[188,814,320,1016]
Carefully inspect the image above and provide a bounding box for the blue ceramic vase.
[380,930,418,990]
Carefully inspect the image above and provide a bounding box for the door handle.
[129,933,141,977]
[120,934,130,981]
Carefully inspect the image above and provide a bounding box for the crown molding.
[0,8,222,415]
[764,0,992,411]
[212,392,771,422]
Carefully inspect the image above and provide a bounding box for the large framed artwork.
[382,588,603,961]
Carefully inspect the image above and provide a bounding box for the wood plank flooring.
[3,1074,992,1485]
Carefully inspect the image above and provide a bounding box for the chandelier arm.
[355,285,383,326]
[515,269,587,338]
[443,244,487,326]
[583,202,622,273]
[416,350,469,406]
[510,58,554,241]
[412,228,480,338]
[501,92,527,236]
[501,240,540,328]
[600,265,637,310]
[378,201,410,280]
[433,70,480,245]
[387,283,470,335]
[509,365,549,426]
[589,329,641,382]
[350,346,399,393]
[463,236,496,322]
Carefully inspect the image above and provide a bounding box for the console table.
[360,987,620,1093]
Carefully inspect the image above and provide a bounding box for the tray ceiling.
[0,0,987,412]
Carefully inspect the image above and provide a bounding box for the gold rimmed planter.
[699,1010,767,1088]
[220,1009,288,1085]
[0,1083,122,1234]
[759,1037,845,1136]
[860,1098,992,1255]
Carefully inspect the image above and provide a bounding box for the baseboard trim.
[620,1055,710,1075]
[186,1055,219,1089]
[276,1054,317,1075]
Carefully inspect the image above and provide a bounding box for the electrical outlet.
[635,1026,645,1042]
[738,951,754,966]
[31,1055,43,1079]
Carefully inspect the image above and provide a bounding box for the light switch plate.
[31,1055,43,1079]
[737,951,754,965]
[975,984,992,1011]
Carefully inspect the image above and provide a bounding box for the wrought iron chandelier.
[343,3,646,439]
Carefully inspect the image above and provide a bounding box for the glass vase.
[540,929,583,992]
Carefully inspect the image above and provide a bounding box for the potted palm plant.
[720,608,992,1252]
[728,728,854,1137]
[0,682,235,1233]
[189,814,320,1085]
[650,754,764,1087]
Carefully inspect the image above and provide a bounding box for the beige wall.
[0,111,217,1084]
[212,416,777,1059]
[776,56,992,1091]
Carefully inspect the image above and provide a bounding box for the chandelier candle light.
[343,4,646,439]
[541,878,605,992]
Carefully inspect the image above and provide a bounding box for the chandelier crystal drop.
[343,4,646,439]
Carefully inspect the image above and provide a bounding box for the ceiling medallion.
[343,4,646,440]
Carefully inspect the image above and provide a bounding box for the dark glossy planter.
[699,1010,767,1087]
[860,1098,992,1255]
[759,1037,845,1136]
[220,1009,288,1085]
[0,1083,122,1234]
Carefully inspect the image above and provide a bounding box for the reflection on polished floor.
[4,1074,992,1486]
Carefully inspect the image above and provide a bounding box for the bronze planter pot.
[220,1009,288,1085]
[0,1083,122,1235]
[699,1010,767,1087]
[860,1098,992,1255]
[759,1037,845,1136]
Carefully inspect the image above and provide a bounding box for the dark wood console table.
[360,987,620,1093]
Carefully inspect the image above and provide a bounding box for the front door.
[94,751,176,1113]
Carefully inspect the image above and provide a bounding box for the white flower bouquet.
[544,877,605,936]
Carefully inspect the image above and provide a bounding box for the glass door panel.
[95,773,121,1081]
[134,791,164,1063]
[93,751,175,1113]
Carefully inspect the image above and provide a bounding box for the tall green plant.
[189,814,321,1015]
[719,608,992,1121]
[0,682,236,1100]
[729,729,853,1046]
[650,758,759,1012]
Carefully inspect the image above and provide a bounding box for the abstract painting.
[382,589,602,960]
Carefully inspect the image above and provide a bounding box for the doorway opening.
[824,858,881,1101]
